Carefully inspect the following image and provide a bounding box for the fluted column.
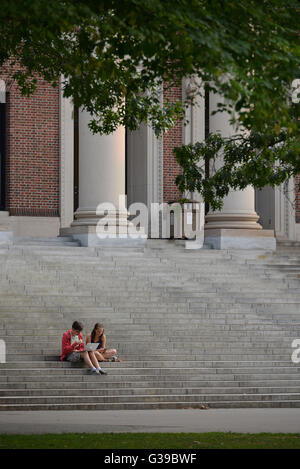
[75,108,125,221]
[68,109,146,246]
[204,92,276,249]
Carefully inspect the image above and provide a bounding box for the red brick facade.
[1,74,185,219]
[1,72,300,227]
[163,83,183,202]
[1,71,59,216]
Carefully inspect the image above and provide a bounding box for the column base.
[205,212,262,230]
[204,228,276,250]
[60,225,147,247]
[0,212,13,244]
[63,206,148,247]
[0,230,13,244]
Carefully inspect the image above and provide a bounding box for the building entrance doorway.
[73,106,79,213]
[0,98,6,211]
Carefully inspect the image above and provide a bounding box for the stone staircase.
[0,237,300,410]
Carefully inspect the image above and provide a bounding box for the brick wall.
[1,69,59,216]
[163,83,183,202]
[1,72,184,216]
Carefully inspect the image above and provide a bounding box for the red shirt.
[60,329,84,361]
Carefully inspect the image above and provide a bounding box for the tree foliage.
[1,1,300,204]
[1,1,299,133]
[175,124,300,210]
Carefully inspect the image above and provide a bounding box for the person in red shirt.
[60,321,107,374]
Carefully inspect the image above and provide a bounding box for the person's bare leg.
[94,350,106,362]
[105,348,117,358]
[89,351,108,374]
[102,349,120,360]
[80,351,94,368]
[88,351,101,368]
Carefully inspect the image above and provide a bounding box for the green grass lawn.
[1,432,300,449]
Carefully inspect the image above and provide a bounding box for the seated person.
[60,320,107,374]
[86,323,120,362]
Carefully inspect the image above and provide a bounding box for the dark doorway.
[74,106,79,212]
[0,99,6,211]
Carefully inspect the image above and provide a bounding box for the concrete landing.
[0,409,300,434]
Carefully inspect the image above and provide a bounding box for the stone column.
[59,86,74,230]
[67,108,146,246]
[204,92,276,249]
[181,77,205,249]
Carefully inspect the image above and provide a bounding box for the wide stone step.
[1,242,300,410]
[0,317,284,327]
[2,328,298,338]
[2,341,296,353]
[0,359,295,369]
[2,399,300,411]
[2,330,153,338]
[1,326,150,334]
[3,289,300,304]
[5,352,294,362]
[1,377,300,391]
[0,367,299,379]
[2,385,300,397]
[1,392,300,406]
[6,346,291,356]
[13,241,80,247]
[0,309,278,319]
